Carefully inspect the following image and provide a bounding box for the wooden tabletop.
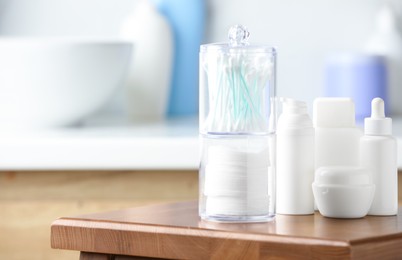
[51,201,402,259]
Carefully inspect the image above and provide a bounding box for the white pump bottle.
[360,98,397,216]
[276,98,315,215]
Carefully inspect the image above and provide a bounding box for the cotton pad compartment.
[204,144,270,216]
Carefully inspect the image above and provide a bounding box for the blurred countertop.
[1,115,402,171]
[0,115,199,170]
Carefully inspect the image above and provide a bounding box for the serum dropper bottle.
[360,97,398,216]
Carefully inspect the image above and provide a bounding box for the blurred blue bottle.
[151,0,206,116]
[324,53,388,122]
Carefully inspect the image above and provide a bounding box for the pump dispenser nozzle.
[278,98,312,130]
[281,98,308,114]
[365,97,392,135]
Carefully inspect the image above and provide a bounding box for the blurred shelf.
[1,115,402,171]
[0,115,199,170]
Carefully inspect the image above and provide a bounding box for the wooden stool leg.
[80,252,114,260]
[79,252,160,260]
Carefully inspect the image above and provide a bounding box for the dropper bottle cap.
[364,97,392,135]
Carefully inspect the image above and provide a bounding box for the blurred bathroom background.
[0,0,401,124]
[1,1,402,259]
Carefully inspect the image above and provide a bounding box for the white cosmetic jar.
[313,166,375,218]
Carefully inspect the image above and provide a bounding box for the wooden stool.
[51,201,402,259]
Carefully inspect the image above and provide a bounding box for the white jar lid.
[314,166,371,186]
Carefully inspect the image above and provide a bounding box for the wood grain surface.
[51,201,402,259]
[0,170,198,260]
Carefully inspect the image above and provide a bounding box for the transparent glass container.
[199,25,277,222]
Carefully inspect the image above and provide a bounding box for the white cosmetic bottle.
[360,98,397,216]
[313,98,362,210]
[276,98,315,215]
[314,98,363,168]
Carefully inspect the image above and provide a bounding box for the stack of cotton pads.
[205,145,270,216]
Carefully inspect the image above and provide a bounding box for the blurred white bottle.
[360,98,397,216]
[365,4,402,115]
[120,0,173,121]
[276,98,315,215]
